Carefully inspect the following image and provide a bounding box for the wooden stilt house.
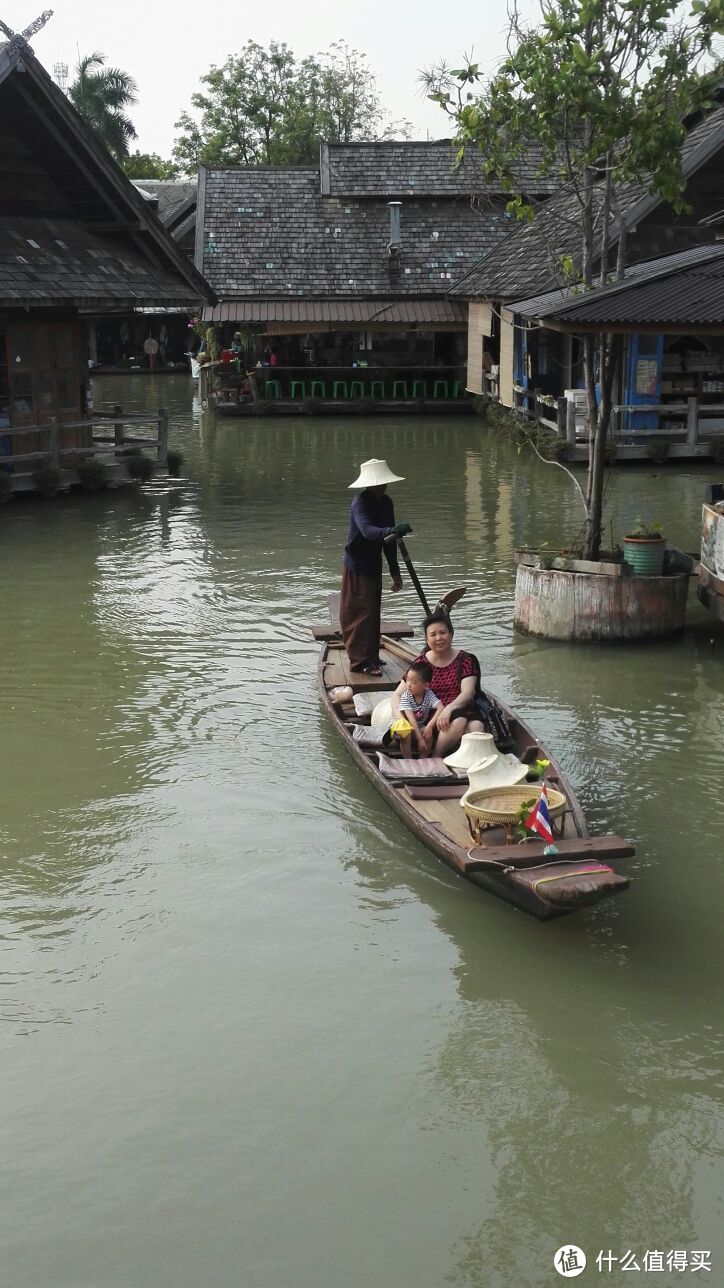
[0,35,213,492]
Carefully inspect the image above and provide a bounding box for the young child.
[394,661,441,756]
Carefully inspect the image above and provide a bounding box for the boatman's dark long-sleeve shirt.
[343,490,401,579]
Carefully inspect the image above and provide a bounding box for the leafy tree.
[423,0,724,558]
[173,39,410,172]
[121,152,180,180]
[69,52,138,161]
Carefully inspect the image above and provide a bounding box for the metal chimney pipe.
[387,201,401,256]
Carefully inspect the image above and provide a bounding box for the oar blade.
[436,587,467,611]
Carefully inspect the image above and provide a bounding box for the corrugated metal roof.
[203,298,468,325]
[512,243,724,318]
[513,243,724,327]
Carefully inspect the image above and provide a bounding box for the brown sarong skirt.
[340,566,382,670]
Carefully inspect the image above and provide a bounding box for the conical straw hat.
[349,458,405,488]
[444,732,496,772]
[466,754,528,793]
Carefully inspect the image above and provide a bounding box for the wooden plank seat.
[405,784,468,799]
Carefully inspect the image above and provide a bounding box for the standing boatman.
[340,458,411,677]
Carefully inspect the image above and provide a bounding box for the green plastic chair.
[264,380,282,399]
[350,380,365,398]
[412,379,428,398]
[452,380,464,398]
[433,379,450,399]
[332,381,349,399]
[370,380,385,399]
[310,380,326,398]
[392,380,408,400]
[290,380,307,399]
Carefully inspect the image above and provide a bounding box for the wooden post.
[566,398,577,451]
[114,403,125,456]
[48,416,60,469]
[686,396,699,448]
[557,397,567,438]
[157,407,169,466]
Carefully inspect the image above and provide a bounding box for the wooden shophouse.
[451,97,724,454]
[0,35,213,493]
[88,179,199,372]
[194,140,559,413]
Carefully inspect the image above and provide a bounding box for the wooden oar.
[385,533,467,618]
[397,537,432,615]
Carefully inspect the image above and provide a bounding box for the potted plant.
[623,518,666,576]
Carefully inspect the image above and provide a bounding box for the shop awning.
[202,299,468,327]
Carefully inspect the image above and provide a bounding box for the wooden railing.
[484,379,724,451]
[0,406,169,470]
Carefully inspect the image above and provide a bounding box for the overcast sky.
[27,0,537,157]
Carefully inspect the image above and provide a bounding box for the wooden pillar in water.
[48,416,59,470]
[686,396,699,449]
[157,407,169,466]
[566,399,577,452]
[113,404,125,455]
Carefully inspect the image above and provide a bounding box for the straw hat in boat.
[444,732,497,772]
[349,458,405,488]
[466,753,528,791]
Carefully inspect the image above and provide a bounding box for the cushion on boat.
[353,690,391,717]
[376,754,453,779]
[350,723,387,748]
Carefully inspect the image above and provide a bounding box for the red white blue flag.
[525,784,554,842]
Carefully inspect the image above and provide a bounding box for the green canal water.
[2,374,724,1288]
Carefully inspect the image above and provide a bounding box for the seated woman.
[391,612,485,756]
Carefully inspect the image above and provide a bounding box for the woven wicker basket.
[462,783,567,845]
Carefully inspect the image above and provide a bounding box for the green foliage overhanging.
[422,0,724,559]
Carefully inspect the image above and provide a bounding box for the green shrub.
[645,437,671,464]
[126,450,155,481]
[77,455,109,492]
[166,449,184,478]
[33,463,62,498]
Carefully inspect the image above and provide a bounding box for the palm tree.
[69,52,138,160]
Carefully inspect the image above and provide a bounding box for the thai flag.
[525,784,554,842]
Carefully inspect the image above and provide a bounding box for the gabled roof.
[197,162,516,301]
[451,105,724,300]
[511,242,724,328]
[321,139,560,198]
[0,38,212,308]
[132,179,196,230]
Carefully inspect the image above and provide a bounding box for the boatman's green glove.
[390,522,413,539]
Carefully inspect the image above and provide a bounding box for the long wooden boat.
[314,615,633,920]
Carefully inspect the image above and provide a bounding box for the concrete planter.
[514,563,689,641]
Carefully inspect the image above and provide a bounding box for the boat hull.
[316,632,632,920]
